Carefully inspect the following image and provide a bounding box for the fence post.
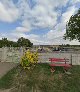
[19,47,24,59]
[71,54,72,65]
[2,47,7,62]
[12,47,14,62]
[0,48,2,62]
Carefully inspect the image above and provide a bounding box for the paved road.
[0,62,17,79]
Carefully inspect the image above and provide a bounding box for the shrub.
[20,50,38,69]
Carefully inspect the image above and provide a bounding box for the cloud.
[0,0,70,30]
[43,4,79,45]
[19,0,58,29]
[0,0,80,45]
[45,30,65,40]
[34,0,69,8]
[0,0,19,22]
[0,30,48,45]
[17,0,69,30]
[69,0,80,5]
[61,6,78,23]
[15,27,30,33]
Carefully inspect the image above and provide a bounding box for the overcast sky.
[0,0,80,45]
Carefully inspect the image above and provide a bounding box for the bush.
[20,50,38,69]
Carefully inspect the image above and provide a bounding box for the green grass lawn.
[0,63,80,92]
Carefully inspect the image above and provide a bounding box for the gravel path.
[0,62,18,92]
[0,62,18,79]
[0,89,11,92]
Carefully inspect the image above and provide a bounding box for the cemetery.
[0,1,80,92]
[0,46,80,92]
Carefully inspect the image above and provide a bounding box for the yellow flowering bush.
[20,50,38,69]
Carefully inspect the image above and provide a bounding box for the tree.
[64,9,80,41]
[17,37,33,47]
[2,38,8,46]
[65,44,70,47]
[0,37,33,47]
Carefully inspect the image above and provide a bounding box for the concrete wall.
[72,54,80,65]
[38,53,80,65]
[0,47,80,65]
[0,47,24,63]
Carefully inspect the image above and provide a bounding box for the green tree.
[2,38,8,47]
[0,37,33,47]
[17,37,33,47]
[0,40,2,47]
[64,9,80,41]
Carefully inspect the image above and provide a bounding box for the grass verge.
[0,67,17,89]
[0,63,80,92]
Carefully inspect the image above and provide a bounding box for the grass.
[0,67,17,89]
[0,63,80,92]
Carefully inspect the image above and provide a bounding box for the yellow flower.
[20,50,38,69]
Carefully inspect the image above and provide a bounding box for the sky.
[0,0,80,45]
